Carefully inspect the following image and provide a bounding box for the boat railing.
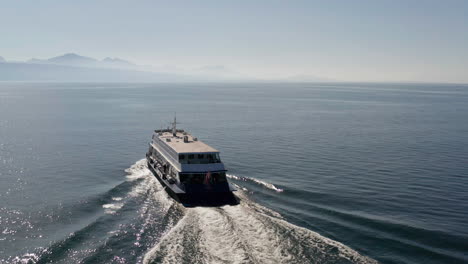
[151,141,181,171]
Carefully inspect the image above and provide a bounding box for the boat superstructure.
[146,117,238,206]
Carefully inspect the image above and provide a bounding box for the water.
[0,82,467,264]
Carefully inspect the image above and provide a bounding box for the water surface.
[1,82,467,263]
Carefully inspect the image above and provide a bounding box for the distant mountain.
[26,53,96,66]
[47,53,98,66]
[102,57,134,66]
[23,53,141,71]
[0,56,5,62]
[27,58,45,63]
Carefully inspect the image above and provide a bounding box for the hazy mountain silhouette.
[27,58,44,64]
[47,53,98,66]
[0,56,5,62]
[0,53,250,82]
[0,53,201,82]
[0,53,329,82]
[26,53,135,69]
[102,57,135,68]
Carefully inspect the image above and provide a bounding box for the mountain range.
[26,53,136,69]
[0,53,256,82]
[0,53,197,82]
[0,53,331,82]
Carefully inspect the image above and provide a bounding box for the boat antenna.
[172,112,178,136]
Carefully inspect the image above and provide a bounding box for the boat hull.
[147,160,239,207]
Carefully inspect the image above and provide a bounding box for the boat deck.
[157,131,218,153]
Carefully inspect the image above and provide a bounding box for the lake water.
[1,82,467,264]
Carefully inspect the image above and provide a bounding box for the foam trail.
[125,159,150,181]
[125,159,175,212]
[143,191,377,264]
[12,253,40,264]
[101,159,160,215]
[102,203,123,214]
[227,174,284,192]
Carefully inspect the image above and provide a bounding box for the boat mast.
[172,113,177,136]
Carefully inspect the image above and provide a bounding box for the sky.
[1,0,468,82]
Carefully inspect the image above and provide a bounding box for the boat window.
[179,172,227,184]
[212,172,227,183]
[178,153,222,164]
[179,173,203,184]
[204,153,221,163]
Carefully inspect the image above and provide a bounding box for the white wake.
[120,160,376,264]
[137,167,375,264]
[227,174,284,192]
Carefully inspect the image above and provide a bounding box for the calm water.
[1,82,467,264]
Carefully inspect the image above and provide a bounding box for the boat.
[146,116,239,207]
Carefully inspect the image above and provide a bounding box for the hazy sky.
[1,0,467,82]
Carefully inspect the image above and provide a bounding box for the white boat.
[146,116,238,207]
